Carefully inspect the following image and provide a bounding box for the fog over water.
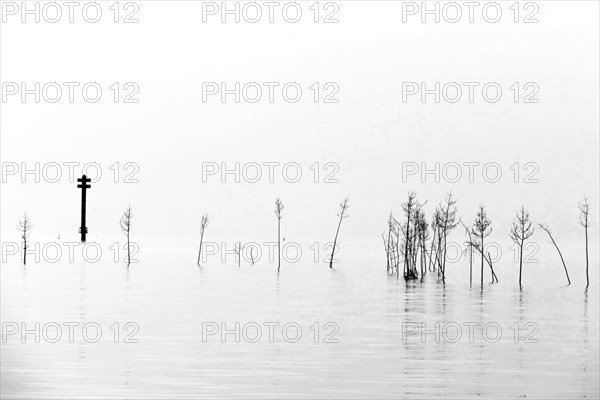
[1,1,599,398]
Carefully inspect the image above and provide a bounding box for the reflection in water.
[1,255,598,399]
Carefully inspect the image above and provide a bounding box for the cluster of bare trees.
[382,192,421,279]
[382,194,593,290]
[383,192,458,281]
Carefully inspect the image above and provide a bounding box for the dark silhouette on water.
[77,175,91,242]
[578,197,590,290]
[510,206,535,288]
[381,195,593,289]
[329,197,349,269]
[275,198,284,273]
[382,213,399,275]
[382,193,432,281]
[120,205,133,266]
[538,223,571,285]
[17,213,33,265]
[197,214,209,266]
[235,241,243,267]
[402,192,418,279]
[400,192,426,280]
[435,192,459,283]
[472,205,493,288]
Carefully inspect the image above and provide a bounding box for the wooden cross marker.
[77,174,91,242]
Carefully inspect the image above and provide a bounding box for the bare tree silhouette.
[235,241,244,267]
[510,206,535,288]
[382,212,400,275]
[436,192,459,283]
[578,197,590,290]
[197,214,209,266]
[17,213,33,265]
[538,223,570,285]
[383,212,394,273]
[416,209,430,281]
[329,197,349,269]
[472,205,492,288]
[396,192,428,279]
[119,205,133,267]
[401,192,416,279]
[275,198,284,273]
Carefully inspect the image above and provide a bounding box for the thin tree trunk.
[386,230,391,271]
[404,215,410,278]
[330,215,343,269]
[585,226,589,290]
[487,252,498,283]
[197,230,205,266]
[127,230,131,267]
[441,231,448,282]
[428,228,436,272]
[480,234,484,287]
[469,245,473,286]
[518,239,523,287]
[382,234,388,272]
[277,219,281,273]
[548,235,570,285]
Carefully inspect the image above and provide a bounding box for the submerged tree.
[401,193,416,278]
[235,241,244,267]
[510,206,535,288]
[197,214,209,266]
[329,197,350,269]
[436,192,459,283]
[17,213,33,265]
[383,213,401,275]
[400,192,425,280]
[472,205,492,288]
[538,223,570,285]
[578,197,590,290]
[383,213,394,273]
[119,205,133,266]
[415,209,430,281]
[275,198,284,273]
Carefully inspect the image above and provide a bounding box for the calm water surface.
[2,247,598,399]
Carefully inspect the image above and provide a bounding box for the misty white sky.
[1,1,598,253]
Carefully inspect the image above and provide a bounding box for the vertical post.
[81,182,86,241]
[77,175,91,242]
